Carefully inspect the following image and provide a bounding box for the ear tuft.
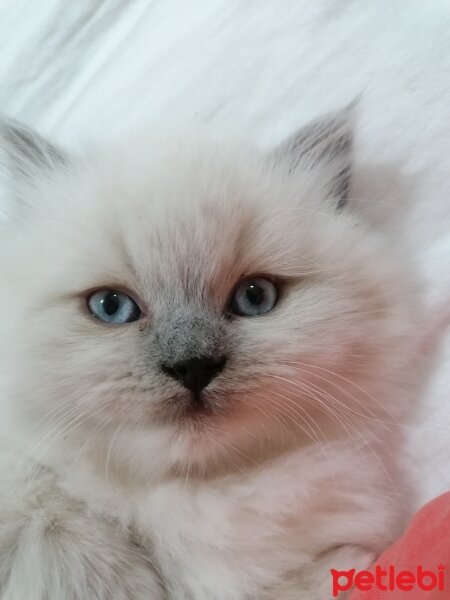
[0,118,65,178]
[0,117,67,219]
[273,104,355,208]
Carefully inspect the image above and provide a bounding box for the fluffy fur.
[0,112,421,599]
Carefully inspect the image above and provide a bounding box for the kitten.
[0,110,420,599]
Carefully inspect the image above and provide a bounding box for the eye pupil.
[246,284,264,306]
[103,293,120,315]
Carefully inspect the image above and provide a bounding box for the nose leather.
[162,356,226,393]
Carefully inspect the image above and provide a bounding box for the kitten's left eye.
[230,277,278,317]
[87,289,141,324]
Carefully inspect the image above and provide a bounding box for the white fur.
[0,118,422,599]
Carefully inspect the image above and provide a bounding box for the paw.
[0,496,164,599]
[307,545,376,599]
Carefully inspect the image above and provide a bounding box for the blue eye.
[87,289,141,324]
[231,277,278,317]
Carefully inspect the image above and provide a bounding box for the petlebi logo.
[331,563,446,597]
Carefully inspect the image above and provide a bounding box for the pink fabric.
[349,492,450,599]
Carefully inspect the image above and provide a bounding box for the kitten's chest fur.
[59,442,398,600]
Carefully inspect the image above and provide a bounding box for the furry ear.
[273,106,353,208]
[0,118,66,218]
[0,118,65,178]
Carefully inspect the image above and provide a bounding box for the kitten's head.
[0,113,417,481]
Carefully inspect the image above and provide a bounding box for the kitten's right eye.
[87,289,141,324]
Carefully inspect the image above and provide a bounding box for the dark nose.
[162,356,226,393]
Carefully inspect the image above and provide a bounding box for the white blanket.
[0,0,449,508]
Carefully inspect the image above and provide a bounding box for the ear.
[272,105,354,209]
[0,118,66,218]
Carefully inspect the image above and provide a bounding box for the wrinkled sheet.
[0,0,449,509]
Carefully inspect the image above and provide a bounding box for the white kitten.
[0,111,421,599]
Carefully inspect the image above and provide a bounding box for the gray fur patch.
[153,302,227,367]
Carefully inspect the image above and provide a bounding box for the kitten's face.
[0,117,416,479]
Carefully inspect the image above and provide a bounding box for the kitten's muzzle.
[161,356,226,394]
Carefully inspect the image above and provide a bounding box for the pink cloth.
[348,492,450,599]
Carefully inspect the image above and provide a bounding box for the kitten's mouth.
[153,389,228,424]
[185,390,215,417]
